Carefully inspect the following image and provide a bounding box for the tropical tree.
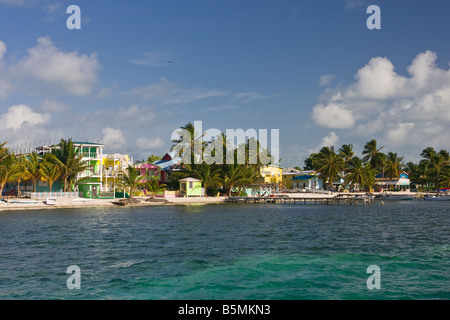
[23,152,43,193]
[51,138,89,192]
[171,122,205,165]
[147,154,162,163]
[0,141,8,163]
[303,153,321,171]
[362,139,384,170]
[39,157,62,192]
[339,144,354,169]
[235,165,259,195]
[145,176,167,198]
[343,157,374,191]
[384,152,405,181]
[0,150,16,197]
[419,147,450,189]
[117,165,143,199]
[220,164,245,197]
[9,156,28,198]
[189,164,222,197]
[316,147,345,190]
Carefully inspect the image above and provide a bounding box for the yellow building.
[260,165,283,184]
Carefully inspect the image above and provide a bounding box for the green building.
[179,178,203,197]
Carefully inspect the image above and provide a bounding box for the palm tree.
[145,176,167,198]
[9,156,28,198]
[0,151,16,197]
[344,157,374,191]
[189,164,222,197]
[384,152,405,181]
[220,164,245,197]
[362,139,384,169]
[39,157,62,193]
[51,138,89,192]
[316,147,345,190]
[117,165,143,199]
[0,141,8,163]
[235,165,259,195]
[339,144,354,169]
[23,152,43,193]
[171,122,204,165]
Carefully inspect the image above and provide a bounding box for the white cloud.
[39,98,68,112]
[0,104,49,131]
[319,74,335,87]
[312,50,450,161]
[312,101,355,129]
[129,49,174,67]
[320,131,339,148]
[0,40,6,59]
[131,77,227,104]
[136,137,165,150]
[12,37,99,96]
[101,128,126,151]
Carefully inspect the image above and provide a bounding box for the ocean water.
[0,200,449,300]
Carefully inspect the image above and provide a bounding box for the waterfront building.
[260,165,283,184]
[375,171,411,191]
[178,177,203,197]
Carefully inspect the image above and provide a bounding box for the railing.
[22,191,83,199]
[77,152,101,159]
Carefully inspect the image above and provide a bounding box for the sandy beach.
[0,191,423,212]
[0,196,228,211]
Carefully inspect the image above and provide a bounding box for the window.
[189,181,193,189]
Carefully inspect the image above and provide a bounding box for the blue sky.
[0,0,450,165]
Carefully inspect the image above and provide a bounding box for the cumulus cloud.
[319,74,335,87]
[320,131,339,148]
[136,137,165,150]
[312,100,355,129]
[311,50,450,160]
[0,40,6,59]
[0,104,49,130]
[12,37,99,96]
[101,128,126,151]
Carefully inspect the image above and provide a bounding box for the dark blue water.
[0,201,449,299]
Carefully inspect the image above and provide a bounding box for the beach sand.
[0,191,420,212]
[0,196,227,211]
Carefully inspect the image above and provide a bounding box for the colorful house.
[152,153,181,183]
[74,142,133,198]
[292,174,323,190]
[179,177,203,197]
[282,167,303,189]
[375,171,410,191]
[260,165,283,184]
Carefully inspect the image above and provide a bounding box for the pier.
[226,195,372,206]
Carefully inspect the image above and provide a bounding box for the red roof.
[135,162,159,169]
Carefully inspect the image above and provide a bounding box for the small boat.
[424,194,450,201]
[45,197,57,205]
[376,194,413,201]
[10,200,39,204]
[112,201,127,206]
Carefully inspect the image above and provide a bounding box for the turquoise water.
[0,201,449,300]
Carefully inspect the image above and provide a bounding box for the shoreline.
[0,191,428,212]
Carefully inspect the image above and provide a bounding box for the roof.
[135,162,160,169]
[73,142,104,146]
[153,159,178,170]
[292,175,319,181]
[178,177,202,182]
[282,167,303,175]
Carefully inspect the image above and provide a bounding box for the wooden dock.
[226,195,372,206]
